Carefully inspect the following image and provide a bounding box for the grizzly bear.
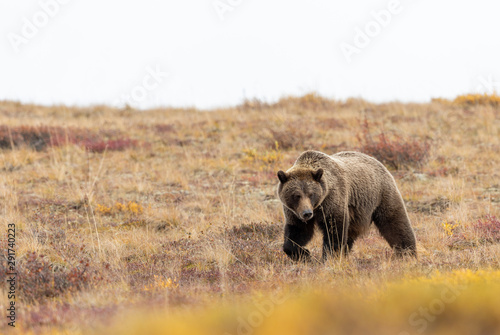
[277,150,416,261]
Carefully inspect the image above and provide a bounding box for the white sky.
[1,0,499,109]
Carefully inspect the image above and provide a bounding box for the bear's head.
[277,168,327,222]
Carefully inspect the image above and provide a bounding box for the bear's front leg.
[282,215,315,262]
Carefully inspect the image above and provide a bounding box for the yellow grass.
[0,95,499,334]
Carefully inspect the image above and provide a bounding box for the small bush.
[17,252,98,302]
[143,275,178,292]
[357,118,431,170]
[0,125,69,151]
[274,93,338,111]
[453,93,500,107]
[447,215,500,249]
[0,125,141,152]
[242,145,283,167]
[83,138,139,153]
[473,215,500,243]
[96,201,145,215]
[442,220,460,237]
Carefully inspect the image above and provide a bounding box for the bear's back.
[293,150,333,170]
[293,150,391,183]
[331,151,397,196]
[332,151,387,173]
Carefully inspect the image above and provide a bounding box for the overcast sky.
[1,0,499,109]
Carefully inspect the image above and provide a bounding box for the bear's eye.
[292,194,301,201]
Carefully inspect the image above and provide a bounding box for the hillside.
[0,94,499,334]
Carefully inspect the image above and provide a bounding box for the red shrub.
[357,118,431,170]
[0,125,70,151]
[17,252,100,302]
[83,138,139,153]
[473,215,500,243]
[0,125,142,153]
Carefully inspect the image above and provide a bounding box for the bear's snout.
[300,209,313,221]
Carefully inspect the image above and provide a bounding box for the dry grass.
[0,95,499,334]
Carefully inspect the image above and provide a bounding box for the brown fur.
[277,150,417,261]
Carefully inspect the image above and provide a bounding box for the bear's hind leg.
[372,205,417,257]
[283,222,315,262]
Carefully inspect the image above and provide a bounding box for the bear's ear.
[312,168,323,182]
[277,170,288,183]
